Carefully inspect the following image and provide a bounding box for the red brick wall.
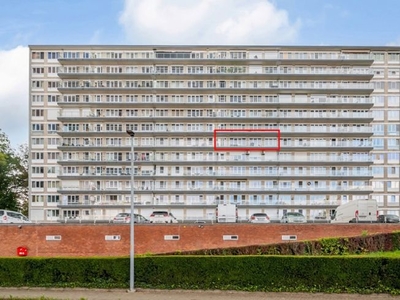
[1,223,399,257]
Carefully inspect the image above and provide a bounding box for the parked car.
[112,213,149,224]
[149,211,178,223]
[378,214,400,223]
[0,210,31,224]
[249,213,270,223]
[280,212,307,224]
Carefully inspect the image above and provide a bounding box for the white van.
[216,204,238,223]
[0,210,31,224]
[331,200,378,223]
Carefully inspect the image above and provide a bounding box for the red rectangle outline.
[213,129,281,151]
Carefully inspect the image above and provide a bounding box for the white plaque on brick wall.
[105,235,121,241]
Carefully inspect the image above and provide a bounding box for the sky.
[0,0,400,148]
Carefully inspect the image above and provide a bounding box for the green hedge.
[0,257,129,288]
[169,232,400,256]
[1,256,400,294]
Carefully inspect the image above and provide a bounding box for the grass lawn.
[363,250,400,257]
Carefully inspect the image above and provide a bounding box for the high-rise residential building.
[28,46,400,223]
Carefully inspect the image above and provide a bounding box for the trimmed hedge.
[0,257,129,288]
[1,256,400,293]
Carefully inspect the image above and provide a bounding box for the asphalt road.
[0,288,396,300]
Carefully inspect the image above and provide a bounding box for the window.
[32,195,44,202]
[155,66,168,73]
[47,81,58,88]
[187,110,203,117]
[387,124,400,135]
[32,81,43,88]
[372,124,384,135]
[106,95,122,103]
[188,81,203,88]
[188,66,204,74]
[48,66,58,74]
[372,166,384,176]
[388,139,400,149]
[388,96,400,107]
[32,123,44,131]
[374,82,385,89]
[372,53,384,61]
[63,95,79,102]
[265,66,277,74]
[32,181,44,188]
[47,166,56,174]
[32,95,44,103]
[32,67,44,74]
[388,166,399,175]
[387,153,400,162]
[32,109,44,117]
[47,52,59,59]
[388,82,400,90]
[372,138,384,149]
[105,123,122,132]
[32,166,44,174]
[187,95,203,103]
[48,95,59,103]
[388,53,400,61]
[47,195,59,203]
[47,152,59,160]
[156,95,168,103]
[32,138,44,145]
[171,66,184,74]
[47,181,59,189]
[63,52,80,59]
[388,110,400,120]
[32,152,44,160]
[141,123,153,131]
[47,124,59,133]
[46,209,60,217]
[31,51,44,59]
[372,95,384,106]
[373,110,384,120]
[374,69,384,76]
[126,95,138,103]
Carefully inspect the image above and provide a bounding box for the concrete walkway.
[0,288,396,300]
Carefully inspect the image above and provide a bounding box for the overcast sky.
[0,0,400,148]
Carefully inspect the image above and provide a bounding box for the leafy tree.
[14,144,29,216]
[0,131,28,215]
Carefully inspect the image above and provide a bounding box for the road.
[0,288,396,300]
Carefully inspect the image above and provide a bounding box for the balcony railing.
[56,50,373,61]
[58,111,374,119]
[58,185,372,192]
[57,67,373,76]
[57,95,372,105]
[58,80,374,90]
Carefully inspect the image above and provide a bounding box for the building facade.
[28,46,400,222]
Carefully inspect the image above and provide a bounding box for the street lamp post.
[126,130,135,292]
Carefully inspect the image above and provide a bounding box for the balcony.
[57,184,373,194]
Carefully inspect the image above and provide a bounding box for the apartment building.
[28,46,400,222]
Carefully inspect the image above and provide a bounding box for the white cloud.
[0,46,29,148]
[119,0,301,44]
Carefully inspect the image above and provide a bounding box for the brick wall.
[1,223,399,257]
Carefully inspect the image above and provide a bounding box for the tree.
[13,144,29,216]
[0,131,28,215]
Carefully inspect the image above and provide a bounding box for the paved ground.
[0,288,397,300]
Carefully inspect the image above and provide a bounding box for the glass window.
[388,110,400,120]
[388,96,400,107]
